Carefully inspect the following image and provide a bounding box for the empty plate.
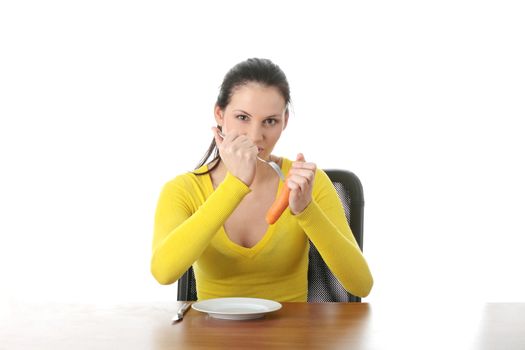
[191,297,282,320]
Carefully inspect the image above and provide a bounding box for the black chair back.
[307,169,364,302]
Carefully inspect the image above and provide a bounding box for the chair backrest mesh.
[307,173,362,302]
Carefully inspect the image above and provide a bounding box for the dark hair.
[194,58,291,174]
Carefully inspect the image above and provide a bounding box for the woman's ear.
[214,105,224,126]
[283,110,289,130]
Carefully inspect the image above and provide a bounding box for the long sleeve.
[294,169,373,297]
[151,172,251,285]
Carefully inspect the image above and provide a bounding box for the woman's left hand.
[287,153,316,215]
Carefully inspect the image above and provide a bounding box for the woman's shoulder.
[161,165,210,192]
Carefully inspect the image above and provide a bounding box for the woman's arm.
[295,169,373,297]
[151,172,251,285]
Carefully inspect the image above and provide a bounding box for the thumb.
[296,153,305,162]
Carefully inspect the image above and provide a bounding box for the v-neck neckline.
[219,225,276,258]
[202,158,291,257]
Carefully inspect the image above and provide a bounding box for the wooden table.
[3,301,525,349]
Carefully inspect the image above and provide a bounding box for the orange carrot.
[265,180,291,224]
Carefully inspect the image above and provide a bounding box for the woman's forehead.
[228,83,286,113]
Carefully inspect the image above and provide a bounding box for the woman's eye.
[236,115,249,121]
[264,119,277,126]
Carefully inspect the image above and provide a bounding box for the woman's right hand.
[212,127,258,186]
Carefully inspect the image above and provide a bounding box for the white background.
[1,1,524,306]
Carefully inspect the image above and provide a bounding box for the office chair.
[177,169,365,302]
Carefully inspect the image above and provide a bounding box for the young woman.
[151,58,373,301]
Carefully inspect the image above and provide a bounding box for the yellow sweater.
[151,158,373,301]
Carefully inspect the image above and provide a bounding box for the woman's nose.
[248,127,264,142]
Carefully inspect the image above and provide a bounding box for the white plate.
[191,297,282,320]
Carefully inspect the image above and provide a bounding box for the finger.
[238,136,259,150]
[292,161,317,172]
[224,130,242,143]
[288,168,315,180]
[286,178,301,191]
[235,136,257,149]
[236,135,253,145]
[287,174,310,192]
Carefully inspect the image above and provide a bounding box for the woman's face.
[214,82,288,159]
